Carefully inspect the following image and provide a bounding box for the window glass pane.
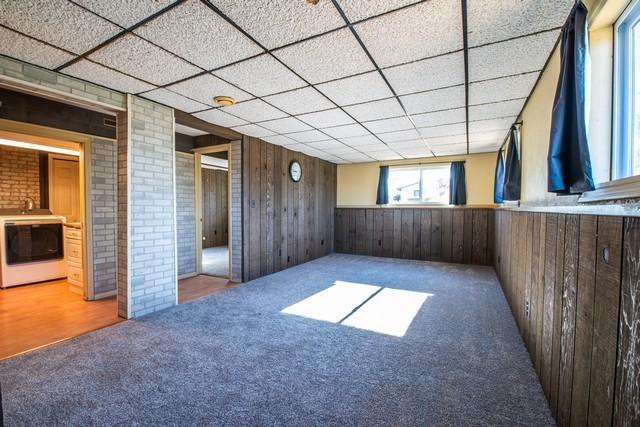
[633,21,640,175]
[388,165,450,204]
[388,168,420,203]
[420,167,450,204]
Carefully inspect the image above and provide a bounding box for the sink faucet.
[21,197,35,214]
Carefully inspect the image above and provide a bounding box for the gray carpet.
[202,245,228,277]
[0,254,553,426]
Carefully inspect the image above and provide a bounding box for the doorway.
[195,145,231,279]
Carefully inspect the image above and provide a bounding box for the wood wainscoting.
[334,207,495,266]
[241,136,337,281]
[494,210,640,426]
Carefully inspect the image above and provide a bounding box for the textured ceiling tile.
[286,130,331,143]
[379,129,421,143]
[298,145,330,158]
[469,73,538,105]
[259,117,312,134]
[0,27,75,69]
[363,116,414,134]
[432,143,468,156]
[337,0,422,22]
[214,54,306,97]
[343,98,405,122]
[141,88,209,113]
[396,150,432,159]
[324,146,361,155]
[263,87,334,115]
[383,51,465,95]
[411,108,466,128]
[370,151,403,161]
[73,0,174,27]
[0,0,120,55]
[219,99,287,122]
[316,71,392,105]
[262,135,298,146]
[322,124,370,139]
[232,123,275,138]
[284,143,304,152]
[387,139,429,149]
[356,143,395,153]
[469,141,502,153]
[400,86,466,114]
[469,31,558,82]
[469,117,517,134]
[89,34,200,85]
[418,123,466,139]
[469,130,509,143]
[297,108,355,128]
[354,0,462,68]
[134,1,262,70]
[193,108,248,127]
[468,99,525,121]
[423,134,467,146]
[61,59,154,93]
[306,139,347,150]
[272,28,374,84]
[467,0,574,47]
[210,0,344,49]
[339,134,381,146]
[167,73,252,106]
[339,152,375,162]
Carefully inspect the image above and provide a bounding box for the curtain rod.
[498,121,523,151]
[386,160,465,167]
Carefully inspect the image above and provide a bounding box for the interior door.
[49,156,80,222]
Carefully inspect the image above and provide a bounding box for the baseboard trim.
[178,272,198,280]
[94,289,117,300]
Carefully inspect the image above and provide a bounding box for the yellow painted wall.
[337,152,496,206]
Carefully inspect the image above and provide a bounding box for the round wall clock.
[289,160,302,182]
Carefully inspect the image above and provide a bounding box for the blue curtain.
[503,126,521,201]
[376,166,389,205]
[494,149,505,203]
[449,162,466,205]
[548,1,595,194]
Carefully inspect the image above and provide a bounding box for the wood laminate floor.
[178,275,237,304]
[0,279,121,360]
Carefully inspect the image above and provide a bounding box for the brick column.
[117,95,177,318]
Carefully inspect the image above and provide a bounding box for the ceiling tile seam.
[199,0,402,162]
[63,57,160,90]
[66,0,126,29]
[331,0,436,158]
[468,26,563,50]
[345,0,428,26]
[461,0,470,155]
[0,24,79,60]
[54,0,187,71]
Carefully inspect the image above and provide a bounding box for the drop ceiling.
[0,0,575,164]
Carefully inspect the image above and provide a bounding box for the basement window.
[388,164,450,205]
[613,0,640,179]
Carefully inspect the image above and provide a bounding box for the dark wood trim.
[174,110,241,141]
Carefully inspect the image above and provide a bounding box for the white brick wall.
[0,145,41,209]
[176,152,196,276]
[230,140,242,281]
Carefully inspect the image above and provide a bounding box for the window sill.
[578,174,640,203]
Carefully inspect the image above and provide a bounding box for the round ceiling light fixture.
[306,0,320,4]
[213,96,236,107]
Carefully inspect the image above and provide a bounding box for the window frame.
[387,163,451,206]
[612,0,640,180]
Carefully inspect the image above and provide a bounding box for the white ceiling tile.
[418,123,467,139]
[0,27,75,69]
[383,51,465,95]
[468,99,526,121]
[469,73,538,106]
[400,85,465,114]
[322,124,369,139]
[467,0,574,47]
[469,31,559,83]
[343,98,405,122]
[141,88,209,113]
[61,59,155,93]
[338,0,422,22]
[263,87,334,115]
[469,117,517,134]
[214,54,306,97]
[167,73,253,107]
[210,0,344,49]
[386,139,426,149]
[339,134,381,146]
[316,71,392,105]
[298,145,329,158]
[325,146,361,155]
[411,108,466,128]
[73,0,175,27]
[0,0,120,55]
[432,144,467,156]
[356,143,395,153]
[423,134,467,146]
[89,34,200,85]
[370,151,403,161]
[340,153,375,162]
[272,28,374,84]
[297,108,355,128]
[220,99,287,122]
[193,108,249,128]
[286,130,331,143]
[232,123,275,138]
[259,117,312,134]
[175,123,207,137]
[396,150,432,159]
[134,1,262,70]
[363,116,414,134]
[469,141,502,153]
[306,140,347,150]
[284,143,305,152]
[354,0,462,68]
[378,129,421,143]
[469,130,509,143]
[262,135,298,146]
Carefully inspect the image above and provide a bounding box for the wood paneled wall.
[334,207,495,266]
[494,210,640,426]
[202,168,228,248]
[241,137,336,281]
